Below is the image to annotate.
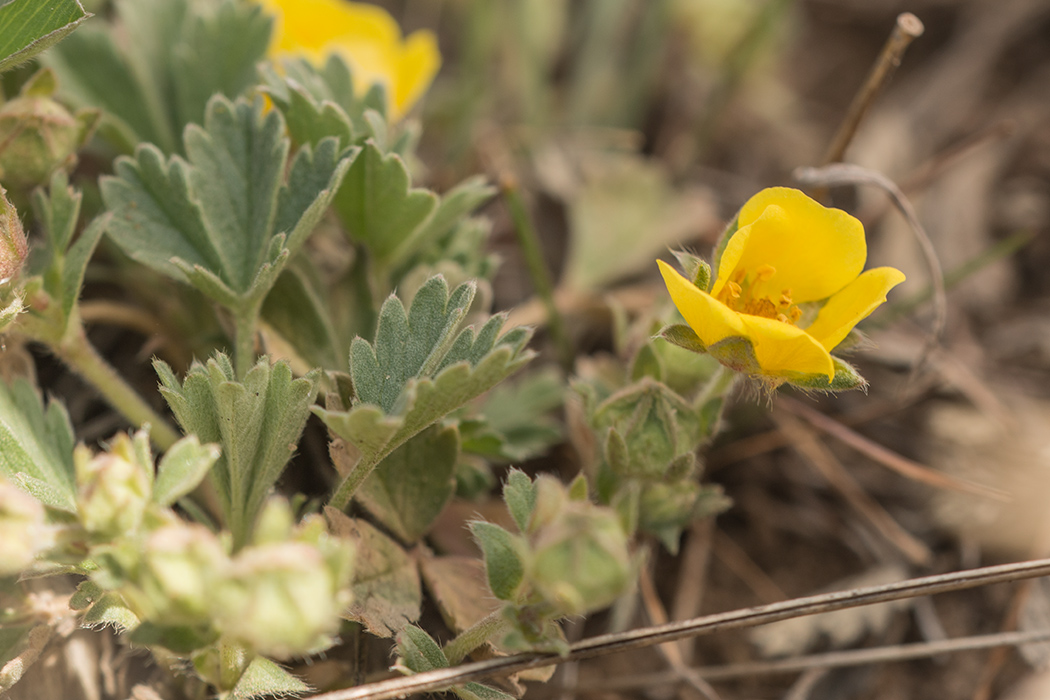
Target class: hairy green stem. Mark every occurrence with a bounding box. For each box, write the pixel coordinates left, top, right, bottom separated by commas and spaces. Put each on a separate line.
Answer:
327, 456, 376, 512
443, 608, 510, 665
54, 324, 180, 450
232, 304, 261, 381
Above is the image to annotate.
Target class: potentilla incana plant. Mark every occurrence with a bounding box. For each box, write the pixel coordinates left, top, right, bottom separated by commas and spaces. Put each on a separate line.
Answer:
0, 1, 912, 699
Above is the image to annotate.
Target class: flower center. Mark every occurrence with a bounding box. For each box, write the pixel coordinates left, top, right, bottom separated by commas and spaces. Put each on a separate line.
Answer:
716, 265, 802, 325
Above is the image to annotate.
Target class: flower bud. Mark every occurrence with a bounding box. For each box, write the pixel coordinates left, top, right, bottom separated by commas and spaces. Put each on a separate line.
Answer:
0, 185, 27, 284
75, 442, 151, 539
0, 69, 98, 190
211, 537, 352, 659
528, 500, 633, 617
118, 522, 229, 625
0, 479, 52, 575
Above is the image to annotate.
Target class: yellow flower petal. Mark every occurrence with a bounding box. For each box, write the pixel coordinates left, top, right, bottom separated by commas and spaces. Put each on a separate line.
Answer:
259, 0, 440, 119
659, 260, 745, 348
715, 188, 866, 302
658, 260, 834, 379
738, 315, 835, 379
804, 266, 907, 351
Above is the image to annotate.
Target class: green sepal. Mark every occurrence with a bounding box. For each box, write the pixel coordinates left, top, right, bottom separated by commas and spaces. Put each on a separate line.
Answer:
469, 521, 526, 602
152, 435, 221, 507
81, 591, 139, 631
711, 211, 741, 277
785, 356, 868, 392
656, 324, 707, 355
127, 621, 219, 655
394, 624, 449, 674
230, 656, 310, 700
503, 468, 536, 534
670, 250, 711, 291
706, 335, 762, 375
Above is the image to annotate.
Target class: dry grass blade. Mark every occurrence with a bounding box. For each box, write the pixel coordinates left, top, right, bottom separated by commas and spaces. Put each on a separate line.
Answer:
772, 406, 933, 566
794, 163, 946, 380
579, 629, 1050, 691
782, 396, 1009, 501
307, 558, 1050, 700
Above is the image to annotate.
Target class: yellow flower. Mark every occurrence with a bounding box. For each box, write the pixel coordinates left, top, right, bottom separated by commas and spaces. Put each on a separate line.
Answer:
259, 0, 440, 120
658, 187, 905, 386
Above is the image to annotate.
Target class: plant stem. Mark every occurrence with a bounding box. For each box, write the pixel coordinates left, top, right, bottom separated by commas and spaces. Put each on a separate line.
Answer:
54, 323, 180, 450
327, 456, 375, 512
442, 608, 510, 666
232, 304, 261, 381
501, 178, 574, 372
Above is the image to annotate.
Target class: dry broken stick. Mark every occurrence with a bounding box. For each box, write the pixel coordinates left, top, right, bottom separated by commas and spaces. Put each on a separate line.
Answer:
307, 558, 1050, 700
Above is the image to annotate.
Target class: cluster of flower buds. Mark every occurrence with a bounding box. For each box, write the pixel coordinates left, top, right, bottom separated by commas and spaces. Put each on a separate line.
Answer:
470, 471, 635, 653
571, 377, 730, 552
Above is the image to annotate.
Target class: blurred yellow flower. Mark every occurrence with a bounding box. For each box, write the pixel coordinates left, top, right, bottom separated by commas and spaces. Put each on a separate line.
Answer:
658, 187, 905, 384
259, 0, 440, 120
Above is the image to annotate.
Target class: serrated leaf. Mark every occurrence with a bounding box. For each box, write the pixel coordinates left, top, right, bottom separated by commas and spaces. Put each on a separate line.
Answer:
326, 511, 421, 637
60, 214, 107, 319
391, 176, 495, 270
69, 579, 103, 611
156, 354, 320, 547
463, 368, 565, 463
0, 379, 76, 512
0, 0, 89, 74
503, 469, 536, 534
102, 96, 352, 314
82, 591, 139, 631
335, 140, 437, 264
261, 267, 344, 371
469, 521, 525, 602
352, 276, 476, 413
230, 655, 309, 700
357, 424, 458, 544
420, 555, 500, 635
45, 0, 270, 154
152, 436, 220, 507
395, 624, 449, 674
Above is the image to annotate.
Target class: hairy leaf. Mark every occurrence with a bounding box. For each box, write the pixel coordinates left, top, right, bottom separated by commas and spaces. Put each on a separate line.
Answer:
0, 379, 76, 512
326, 511, 422, 637
469, 521, 525, 602
152, 436, 221, 507
155, 354, 320, 547
0, 0, 89, 74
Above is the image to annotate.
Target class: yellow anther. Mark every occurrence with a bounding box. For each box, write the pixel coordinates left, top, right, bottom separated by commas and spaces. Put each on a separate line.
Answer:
726, 281, 742, 299
776, 313, 790, 324
755, 264, 776, 281
779, 289, 793, 307
789, 307, 803, 323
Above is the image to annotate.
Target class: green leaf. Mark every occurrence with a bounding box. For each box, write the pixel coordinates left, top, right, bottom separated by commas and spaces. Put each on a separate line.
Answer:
32, 170, 79, 253
0, 379, 76, 512
60, 214, 106, 319
503, 468, 536, 534
358, 424, 458, 544
462, 368, 565, 463
455, 683, 517, 700
230, 655, 309, 700
81, 591, 139, 631
0, 0, 89, 74
319, 314, 534, 508
469, 521, 525, 602
102, 96, 352, 314
155, 354, 320, 548
395, 624, 449, 674
152, 436, 221, 507
335, 140, 437, 265
45, 0, 271, 154
326, 511, 422, 638
127, 621, 218, 654
261, 266, 344, 371
69, 579, 103, 611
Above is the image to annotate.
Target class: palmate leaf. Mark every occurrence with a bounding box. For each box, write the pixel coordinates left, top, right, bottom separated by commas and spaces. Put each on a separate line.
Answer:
0, 0, 89, 74
101, 96, 354, 313
317, 276, 535, 510
44, 0, 270, 154
0, 379, 76, 512
155, 353, 320, 548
